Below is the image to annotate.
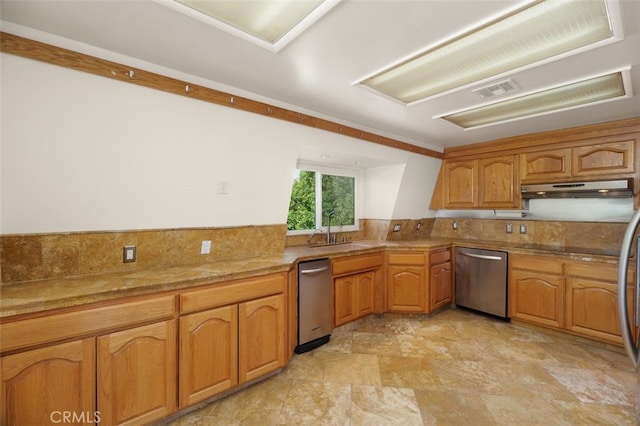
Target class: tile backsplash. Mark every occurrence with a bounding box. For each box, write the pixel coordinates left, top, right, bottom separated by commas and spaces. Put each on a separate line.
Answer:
1, 225, 286, 283
431, 217, 626, 252
1, 217, 627, 284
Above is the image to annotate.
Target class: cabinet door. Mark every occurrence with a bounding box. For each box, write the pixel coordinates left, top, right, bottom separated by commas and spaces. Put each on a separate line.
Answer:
334, 275, 356, 327
478, 155, 519, 208
430, 262, 452, 311
566, 278, 636, 345
520, 148, 571, 183
239, 294, 285, 384
387, 265, 426, 312
572, 140, 635, 177
509, 270, 565, 328
444, 160, 478, 208
356, 271, 375, 318
179, 305, 238, 407
98, 320, 177, 426
1, 338, 95, 426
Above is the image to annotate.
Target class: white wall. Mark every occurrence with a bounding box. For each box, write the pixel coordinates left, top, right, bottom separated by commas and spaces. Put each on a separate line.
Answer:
392, 154, 441, 219
364, 164, 406, 219
1, 52, 441, 234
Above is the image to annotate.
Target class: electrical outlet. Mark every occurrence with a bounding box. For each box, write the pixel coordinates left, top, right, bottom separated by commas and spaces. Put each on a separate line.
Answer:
519, 224, 527, 234
393, 224, 401, 232
452, 221, 458, 230
506, 223, 513, 234
123, 245, 136, 263
416, 223, 422, 230
201, 240, 212, 254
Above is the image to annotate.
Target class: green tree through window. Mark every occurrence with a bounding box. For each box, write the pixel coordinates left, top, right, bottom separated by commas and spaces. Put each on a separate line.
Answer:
322, 174, 354, 227
287, 170, 316, 231
288, 168, 356, 232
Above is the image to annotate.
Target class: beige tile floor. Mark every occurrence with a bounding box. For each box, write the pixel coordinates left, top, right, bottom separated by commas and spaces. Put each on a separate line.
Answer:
166, 309, 637, 425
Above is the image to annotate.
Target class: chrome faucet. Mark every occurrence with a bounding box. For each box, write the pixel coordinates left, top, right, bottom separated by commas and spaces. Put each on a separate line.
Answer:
307, 228, 324, 247
326, 212, 336, 244
326, 212, 344, 244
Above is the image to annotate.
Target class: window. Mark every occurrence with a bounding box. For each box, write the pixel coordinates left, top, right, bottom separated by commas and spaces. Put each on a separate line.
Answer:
287, 164, 359, 234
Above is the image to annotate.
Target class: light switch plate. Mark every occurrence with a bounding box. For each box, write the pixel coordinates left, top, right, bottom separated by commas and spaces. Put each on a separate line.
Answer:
201, 240, 212, 254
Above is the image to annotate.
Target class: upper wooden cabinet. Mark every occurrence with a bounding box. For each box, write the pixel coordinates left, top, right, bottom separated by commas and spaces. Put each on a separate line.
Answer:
443, 160, 478, 208
520, 138, 635, 183
438, 155, 519, 209
520, 148, 571, 182
431, 119, 640, 209
572, 140, 635, 177
478, 155, 519, 208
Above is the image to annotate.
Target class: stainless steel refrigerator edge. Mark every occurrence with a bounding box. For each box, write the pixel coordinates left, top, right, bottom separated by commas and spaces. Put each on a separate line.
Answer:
296, 258, 332, 354
617, 209, 640, 422
455, 247, 508, 319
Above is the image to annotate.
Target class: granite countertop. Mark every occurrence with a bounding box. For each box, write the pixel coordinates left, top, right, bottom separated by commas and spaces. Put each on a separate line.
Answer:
0, 238, 621, 318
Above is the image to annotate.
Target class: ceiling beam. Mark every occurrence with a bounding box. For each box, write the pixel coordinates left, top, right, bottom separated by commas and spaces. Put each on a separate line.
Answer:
0, 32, 443, 160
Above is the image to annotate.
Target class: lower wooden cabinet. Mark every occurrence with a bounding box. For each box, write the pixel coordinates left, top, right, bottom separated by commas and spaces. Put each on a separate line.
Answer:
565, 262, 636, 345
509, 253, 636, 346
97, 319, 177, 426
1, 272, 289, 426
1, 338, 96, 426
509, 269, 565, 329
332, 253, 383, 327
239, 294, 286, 383
179, 305, 238, 407
429, 256, 453, 311
334, 271, 375, 327
387, 252, 427, 313
387, 265, 426, 312
179, 274, 287, 407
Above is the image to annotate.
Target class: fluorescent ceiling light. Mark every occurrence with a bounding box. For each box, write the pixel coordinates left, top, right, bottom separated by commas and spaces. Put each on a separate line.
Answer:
165, 0, 340, 52
357, 0, 619, 105
437, 70, 630, 129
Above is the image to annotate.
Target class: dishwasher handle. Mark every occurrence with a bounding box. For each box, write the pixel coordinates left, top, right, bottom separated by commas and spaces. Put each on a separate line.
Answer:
460, 252, 504, 261
300, 266, 330, 274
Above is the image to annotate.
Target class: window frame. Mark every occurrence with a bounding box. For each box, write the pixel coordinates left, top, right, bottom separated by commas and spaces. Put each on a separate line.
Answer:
287, 161, 362, 236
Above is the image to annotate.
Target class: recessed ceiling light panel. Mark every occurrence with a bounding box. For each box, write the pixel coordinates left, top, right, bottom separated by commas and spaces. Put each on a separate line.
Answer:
356, 0, 621, 105
160, 0, 341, 52
436, 69, 631, 129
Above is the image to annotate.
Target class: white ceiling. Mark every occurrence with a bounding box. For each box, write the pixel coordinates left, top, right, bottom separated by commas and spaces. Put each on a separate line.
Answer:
1, 0, 640, 152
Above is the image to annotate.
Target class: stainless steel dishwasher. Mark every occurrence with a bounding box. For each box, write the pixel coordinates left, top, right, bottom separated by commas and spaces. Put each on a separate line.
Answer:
455, 247, 508, 320
296, 258, 332, 354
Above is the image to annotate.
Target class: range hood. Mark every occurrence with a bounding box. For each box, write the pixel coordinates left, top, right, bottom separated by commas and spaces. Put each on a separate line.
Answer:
521, 179, 633, 199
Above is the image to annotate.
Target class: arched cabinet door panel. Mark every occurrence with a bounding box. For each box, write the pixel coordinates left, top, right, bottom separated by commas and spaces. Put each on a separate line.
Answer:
238, 294, 285, 384
97, 320, 176, 426
1, 338, 95, 426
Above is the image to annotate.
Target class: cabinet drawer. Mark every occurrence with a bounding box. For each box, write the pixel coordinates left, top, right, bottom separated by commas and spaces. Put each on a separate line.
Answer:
565, 261, 634, 283
510, 254, 563, 275
180, 272, 286, 314
387, 252, 426, 266
1, 295, 176, 352
332, 253, 384, 276
430, 249, 451, 265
